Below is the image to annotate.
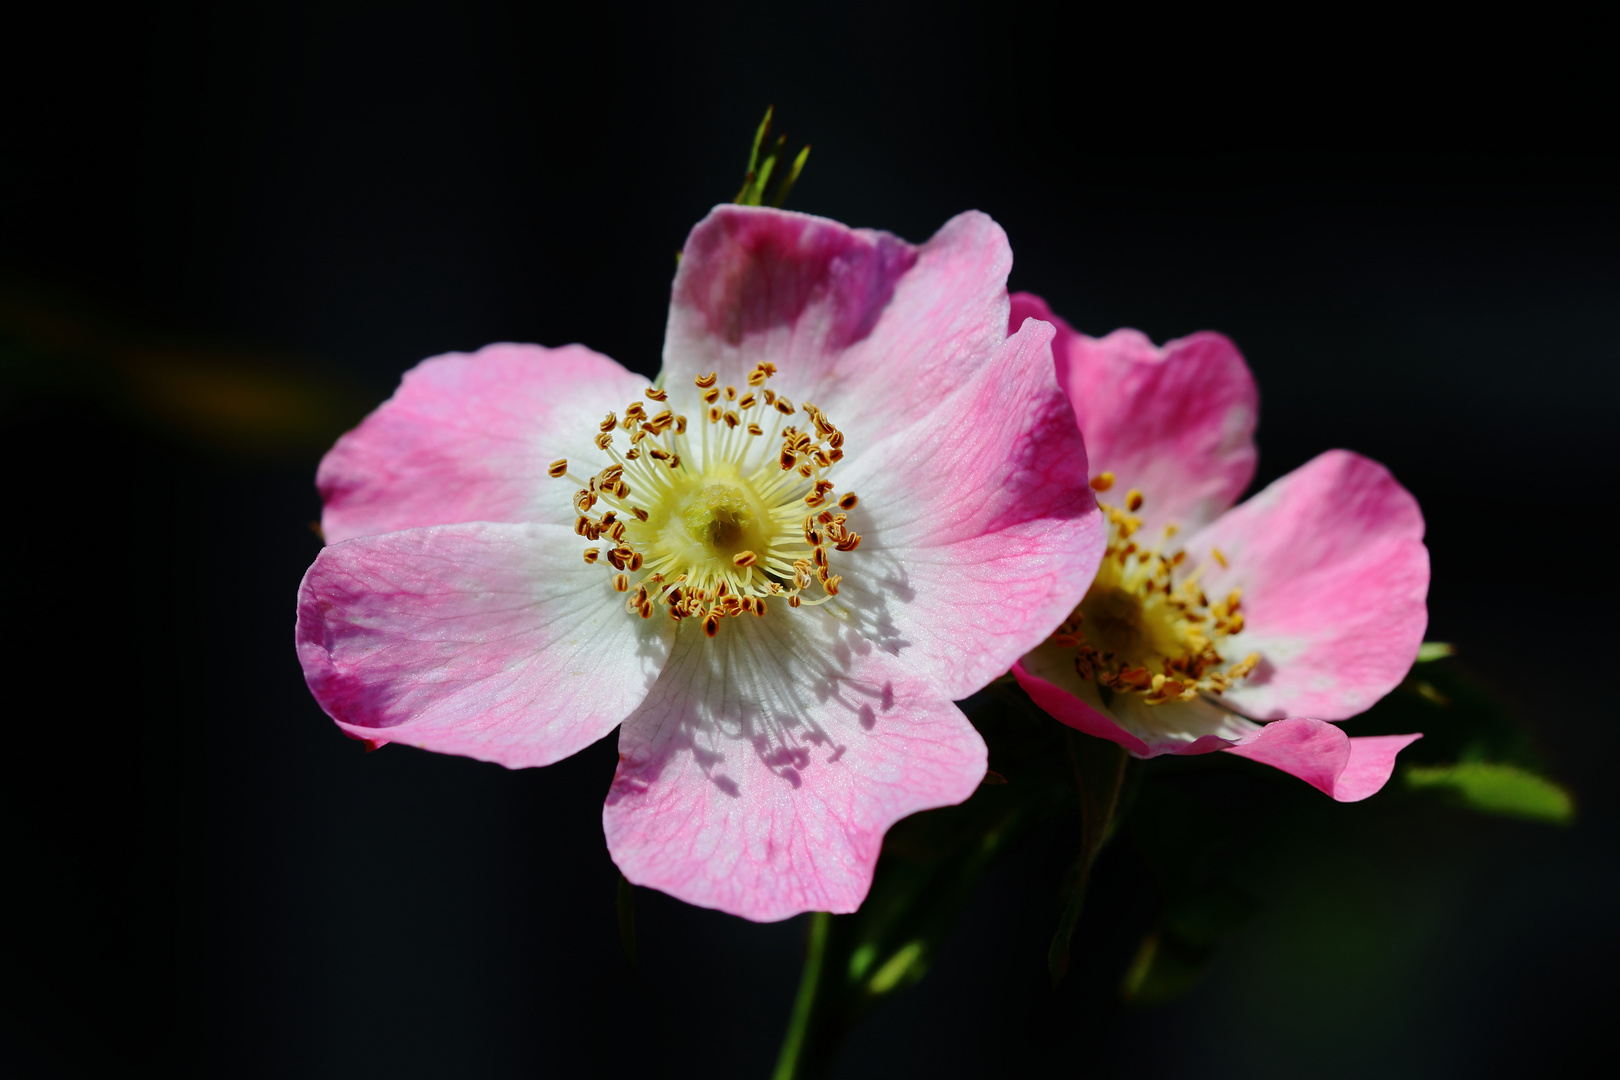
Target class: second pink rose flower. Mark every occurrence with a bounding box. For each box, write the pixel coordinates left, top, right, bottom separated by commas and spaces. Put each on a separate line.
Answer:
1011, 294, 1428, 801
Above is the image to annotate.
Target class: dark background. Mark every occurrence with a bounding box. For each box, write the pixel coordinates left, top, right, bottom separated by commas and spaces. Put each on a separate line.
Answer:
3, 2, 1615, 1076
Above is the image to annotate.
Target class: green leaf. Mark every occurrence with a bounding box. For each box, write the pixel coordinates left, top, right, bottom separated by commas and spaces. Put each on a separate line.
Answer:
1343, 656, 1550, 773
1404, 762, 1575, 824
1415, 641, 1455, 662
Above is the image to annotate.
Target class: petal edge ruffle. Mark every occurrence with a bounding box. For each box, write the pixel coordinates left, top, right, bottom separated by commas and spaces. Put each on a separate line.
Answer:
604, 611, 985, 921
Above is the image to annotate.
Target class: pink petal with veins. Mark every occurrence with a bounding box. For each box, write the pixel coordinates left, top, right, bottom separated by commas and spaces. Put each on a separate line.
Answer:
1010, 293, 1258, 534
604, 612, 985, 921
664, 205, 1012, 451
297, 522, 672, 767
1223, 719, 1422, 802
834, 317, 1105, 700
1183, 450, 1429, 721
318, 343, 646, 544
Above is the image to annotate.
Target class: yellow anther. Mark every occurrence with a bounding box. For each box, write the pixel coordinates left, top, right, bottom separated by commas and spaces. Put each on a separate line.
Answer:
548, 459, 569, 478
1089, 472, 1115, 492
1211, 547, 1228, 568
564, 365, 861, 630
1066, 488, 1263, 706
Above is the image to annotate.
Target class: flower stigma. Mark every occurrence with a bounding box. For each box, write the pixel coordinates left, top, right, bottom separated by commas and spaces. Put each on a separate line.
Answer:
549, 363, 861, 637
1047, 474, 1259, 705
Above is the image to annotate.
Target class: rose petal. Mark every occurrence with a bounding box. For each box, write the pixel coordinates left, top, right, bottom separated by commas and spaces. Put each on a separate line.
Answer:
832, 318, 1107, 700
318, 343, 646, 544
1223, 719, 1422, 802
1183, 450, 1429, 720
1015, 651, 1419, 799
1014, 645, 1258, 758
1013, 651, 1150, 755
296, 522, 673, 767
663, 205, 1011, 451
1010, 293, 1258, 534
603, 610, 986, 922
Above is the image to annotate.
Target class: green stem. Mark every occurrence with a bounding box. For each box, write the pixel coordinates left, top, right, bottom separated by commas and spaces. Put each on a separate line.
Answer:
772, 911, 832, 1080
1048, 734, 1129, 984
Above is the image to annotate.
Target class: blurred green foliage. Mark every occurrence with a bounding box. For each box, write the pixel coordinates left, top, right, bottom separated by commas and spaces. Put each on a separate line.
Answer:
1405, 762, 1573, 823
1365, 647, 1575, 824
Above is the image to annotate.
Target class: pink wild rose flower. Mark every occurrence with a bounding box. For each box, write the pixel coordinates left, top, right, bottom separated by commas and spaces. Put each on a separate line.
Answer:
1009, 294, 1428, 801
295, 207, 1107, 921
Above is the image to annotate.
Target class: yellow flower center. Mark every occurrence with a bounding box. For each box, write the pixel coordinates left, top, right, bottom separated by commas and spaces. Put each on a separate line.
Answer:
1048, 474, 1259, 705
547, 362, 861, 636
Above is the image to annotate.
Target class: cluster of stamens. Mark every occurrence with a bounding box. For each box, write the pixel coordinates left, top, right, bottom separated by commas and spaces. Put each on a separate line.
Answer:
1048, 473, 1260, 706
549, 362, 862, 637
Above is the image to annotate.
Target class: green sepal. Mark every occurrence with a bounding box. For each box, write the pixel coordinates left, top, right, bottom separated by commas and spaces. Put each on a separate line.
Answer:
733, 107, 810, 208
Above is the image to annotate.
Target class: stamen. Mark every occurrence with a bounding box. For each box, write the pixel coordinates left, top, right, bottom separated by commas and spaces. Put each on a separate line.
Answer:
562, 363, 859, 631
1050, 493, 1263, 706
